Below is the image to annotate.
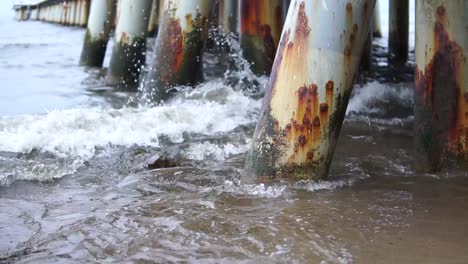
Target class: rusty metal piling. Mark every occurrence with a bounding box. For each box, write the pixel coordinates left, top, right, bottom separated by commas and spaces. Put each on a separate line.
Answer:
373, 0, 382, 38
244, 0, 376, 181
79, 0, 90, 27
239, 0, 286, 75
79, 0, 116, 67
143, 0, 214, 101
219, 0, 239, 36
414, 0, 468, 172
106, 0, 153, 88
361, 23, 373, 70
147, 0, 161, 36
389, 0, 409, 64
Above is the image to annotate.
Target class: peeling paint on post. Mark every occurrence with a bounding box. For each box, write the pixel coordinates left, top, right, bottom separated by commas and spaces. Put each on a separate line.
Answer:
219, 0, 238, 35
239, 0, 285, 75
389, 0, 408, 64
414, 0, 468, 172
106, 0, 152, 88
244, 0, 376, 182
144, 0, 213, 101
79, 0, 116, 67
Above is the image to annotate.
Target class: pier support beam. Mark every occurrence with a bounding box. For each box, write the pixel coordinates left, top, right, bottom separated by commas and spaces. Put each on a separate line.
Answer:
79, 0, 90, 27
414, 0, 468, 172
361, 23, 373, 70
143, 0, 213, 101
75, 0, 81, 25
106, 0, 152, 88
219, 0, 239, 35
79, 0, 116, 67
61, 3, 65, 24
147, 0, 160, 36
70, 0, 76, 26
239, 0, 285, 75
389, 0, 409, 64
244, 0, 376, 181
58, 4, 62, 23
373, 0, 382, 38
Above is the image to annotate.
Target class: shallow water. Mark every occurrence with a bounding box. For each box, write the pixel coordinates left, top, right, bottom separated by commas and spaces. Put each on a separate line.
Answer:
1, 13, 468, 264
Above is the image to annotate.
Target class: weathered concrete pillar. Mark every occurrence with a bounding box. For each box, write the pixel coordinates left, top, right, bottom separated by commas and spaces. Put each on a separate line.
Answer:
414, 0, 468, 172
80, 0, 116, 67
244, 0, 376, 181
239, 0, 285, 75
106, 0, 152, 88
373, 0, 382, 38
219, 0, 238, 35
147, 0, 160, 36
144, 0, 213, 101
389, 0, 409, 64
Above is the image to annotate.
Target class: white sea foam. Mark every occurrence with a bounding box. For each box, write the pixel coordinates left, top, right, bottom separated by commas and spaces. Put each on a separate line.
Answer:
0, 81, 261, 159
0, 155, 84, 185
221, 180, 287, 199
184, 142, 250, 161
347, 81, 413, 116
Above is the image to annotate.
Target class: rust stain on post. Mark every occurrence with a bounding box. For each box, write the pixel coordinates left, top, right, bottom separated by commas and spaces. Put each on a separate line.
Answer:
168, 18, 184, 72
415, 4, 467, 170
244, 0, 376, 181
145, 0, 213, 101
240, 0, 284, 75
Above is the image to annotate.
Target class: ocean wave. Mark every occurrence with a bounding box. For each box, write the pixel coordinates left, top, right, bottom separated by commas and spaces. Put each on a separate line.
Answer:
0, 81, 261, 159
